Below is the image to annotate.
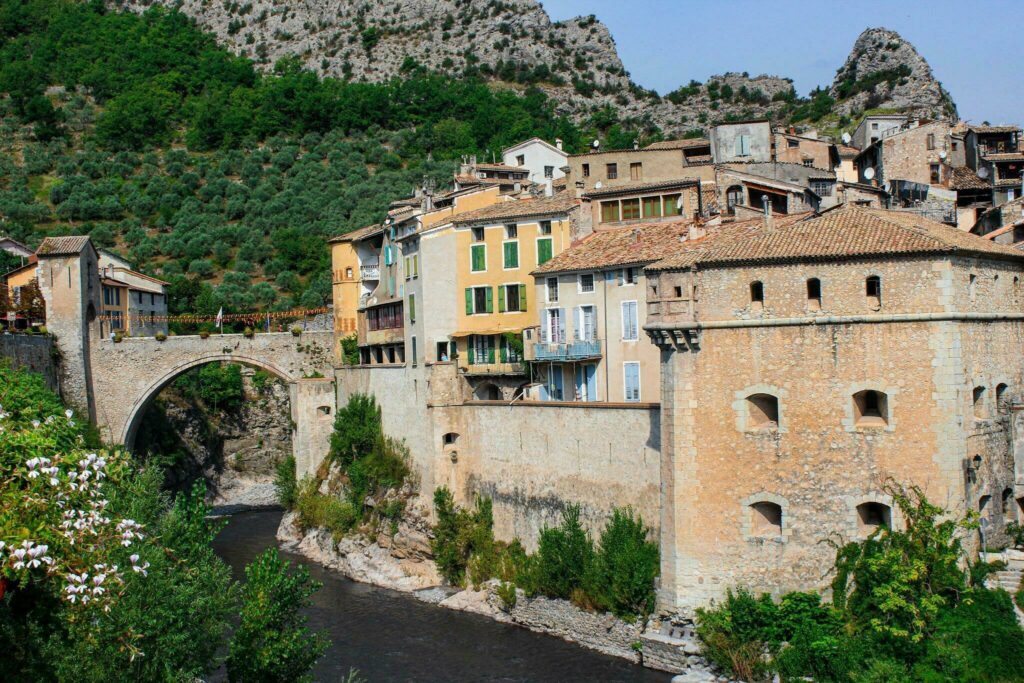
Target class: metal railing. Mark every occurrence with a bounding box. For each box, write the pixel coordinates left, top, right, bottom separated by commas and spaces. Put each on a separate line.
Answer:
531, 339, 603, 361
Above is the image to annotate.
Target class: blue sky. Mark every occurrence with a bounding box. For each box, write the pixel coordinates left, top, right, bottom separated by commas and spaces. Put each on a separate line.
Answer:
541, 0, 1021, 126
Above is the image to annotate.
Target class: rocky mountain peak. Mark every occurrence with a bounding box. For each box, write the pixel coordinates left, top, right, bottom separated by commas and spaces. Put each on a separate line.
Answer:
829, 27, 957, 120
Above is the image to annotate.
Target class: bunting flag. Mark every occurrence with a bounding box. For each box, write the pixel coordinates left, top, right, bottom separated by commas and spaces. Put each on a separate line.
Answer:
96, 306, 329, 325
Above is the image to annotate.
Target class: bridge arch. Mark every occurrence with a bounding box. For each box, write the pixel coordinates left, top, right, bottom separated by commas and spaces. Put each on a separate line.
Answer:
121, 353, 298, 449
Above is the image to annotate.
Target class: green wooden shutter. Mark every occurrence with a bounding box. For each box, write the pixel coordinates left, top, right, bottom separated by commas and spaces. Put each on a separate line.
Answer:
519, 285, 527, 312
408, 294, 415, 322
488, 338, 495, 364
485, 286, 493, 313
465, 288, 473, 315
472, 244, 485, 271
497, 285, 505, 312
468, 343, 474, 364
538, 238, 552, 264
504, 242, 518, 269
500, 341, 508, 363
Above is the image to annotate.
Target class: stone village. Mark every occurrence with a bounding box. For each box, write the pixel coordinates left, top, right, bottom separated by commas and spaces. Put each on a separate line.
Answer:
4, 115, 1024, 666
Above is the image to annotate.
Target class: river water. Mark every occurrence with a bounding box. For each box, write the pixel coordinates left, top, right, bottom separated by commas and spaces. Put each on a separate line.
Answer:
213, 510, 673, 683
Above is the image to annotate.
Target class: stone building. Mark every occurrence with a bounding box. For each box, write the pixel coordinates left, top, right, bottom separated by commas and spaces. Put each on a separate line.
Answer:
565, 140, 714, 197
644, 205, 1024, 610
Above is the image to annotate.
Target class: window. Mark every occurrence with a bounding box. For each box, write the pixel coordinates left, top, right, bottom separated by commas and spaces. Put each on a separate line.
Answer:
574, 305, 596, 341
436, 341, 450, 362
539, 220, 552, 235
930, 163, 941, 184
544, 307, 565, 343
856, 502, 891, 536
621, 198, 641, 221
663, 193, 681, 216
807, 278, 821, 310
979, 494, 991, 515
367, 302, 403, 330
750, 501, 782, 536
537, 238, 553, 264
345, 267, 353, 279
926, 133, 935, 150
997, 383, 1010, 412
871, 122, 879, 130
969, 273, 977, 301
811, 180, 833, 197
579, 273, 595, 293
674, 286, 683, 297
472, 227, 485, 242
503, 241, 519, 269
726, 185, 744, 215
630, 162, 643, 181
601, 201, 621, 223
469, 335, 495, 365
787, 138, 799, 149
973, 385, 987, 419
735, 134, 751, 157
750, 281, 764, 309
470, 244, 486, 272
582, 163, 590, 178
624, 362, 641, 402
546, 277, 558, 303
516, 154, 525, 166
544, 165, 554, 178
746, 394, 779, 430
465, 286, 493, 315
499, 284, 524, 313
411, 336, 417, 366
1002, 488, 1014, 516
505, 224, 518, 239
866, 276, 881, 308
621, 300, 638, 341
802, 158, 814, 167
853, 390, 888, 427
443, 432, 459, 446
408, 294, 416, 322
546, 365, 564, 400
642, 195, 662, 218
606, 163, 618, 179
621, 267, 637, 285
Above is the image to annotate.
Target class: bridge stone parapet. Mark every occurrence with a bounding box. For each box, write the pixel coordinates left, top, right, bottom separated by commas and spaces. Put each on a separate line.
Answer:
87, 331, 335, 469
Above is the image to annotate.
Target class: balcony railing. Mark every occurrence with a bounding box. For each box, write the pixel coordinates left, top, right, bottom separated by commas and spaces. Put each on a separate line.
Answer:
530, 339, 603, 362
360, 264, 381, 280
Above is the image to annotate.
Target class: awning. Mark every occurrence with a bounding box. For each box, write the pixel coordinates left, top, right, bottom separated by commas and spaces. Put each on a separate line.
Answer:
744, 182, 789, 197
449, 328, 525, 338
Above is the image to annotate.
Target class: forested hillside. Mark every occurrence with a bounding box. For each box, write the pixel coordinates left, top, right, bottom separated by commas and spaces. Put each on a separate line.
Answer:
0, 1, 638, 318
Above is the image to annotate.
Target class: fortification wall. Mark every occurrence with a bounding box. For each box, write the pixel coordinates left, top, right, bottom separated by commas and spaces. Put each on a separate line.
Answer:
0, 334, 59, 392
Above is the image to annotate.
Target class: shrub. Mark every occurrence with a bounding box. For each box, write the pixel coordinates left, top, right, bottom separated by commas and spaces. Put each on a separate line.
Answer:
534, 504, 594, 600
584, 507, 659, 619
291, 325, 302, 336
226, 549, 327, 683
113, 332, 123, 342
329, 393, 381, 468
497, 581, 517, 611
1007, 521, 1024, 548
431, 488, 497, 587
155, 331, 167, 341
346, 434, 409, 509
243, 326, 254, 338
199, 330, 210, 339
274, 455, 298, 509
295, 477, 359, 538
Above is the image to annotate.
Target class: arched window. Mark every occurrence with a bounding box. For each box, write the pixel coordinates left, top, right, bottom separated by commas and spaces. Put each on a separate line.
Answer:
853, 390, 888, 427
746, 394, 779, 430
856, 502, 891, 536
442, 432, 460, 446
973, 386, 987, 419
806, 278, 821, 310
726, 185, 744, 215
317, 405, 332, 416
979, 494, 992, 515
1002, 488, 1014, 517
750, 501, 782, 536
749, 281, 764, 310
969, 273, 977, 301
996, 383, 1010, 413
865, 276, 881, 309
474, 383, 501, 401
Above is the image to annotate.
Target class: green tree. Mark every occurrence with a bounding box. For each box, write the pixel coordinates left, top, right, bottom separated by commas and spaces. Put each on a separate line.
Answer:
328, 393, 381, 467
534, 504, 594, 600
585, 507, 659, 619
227, 549, 328, 683
94, 85, 178, 150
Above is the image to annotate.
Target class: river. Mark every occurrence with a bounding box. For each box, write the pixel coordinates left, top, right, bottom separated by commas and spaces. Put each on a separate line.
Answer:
213, 510, 673, 683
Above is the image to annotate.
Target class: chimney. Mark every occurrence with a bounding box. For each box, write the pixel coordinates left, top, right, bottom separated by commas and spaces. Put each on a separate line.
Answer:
544, 180, 553, 197
762, 194, 774, 233
633, 139, 639, 150
513, 181, 522, 194
555, 138, 563, 151
789, 126, 796, 135
687, 221, 706, 241
632, 228, 641, 244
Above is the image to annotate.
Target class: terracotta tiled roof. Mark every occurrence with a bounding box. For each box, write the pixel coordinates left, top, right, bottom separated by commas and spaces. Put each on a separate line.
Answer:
983, 153, 1024, 162
980, 221, 1024, 241
949, 166, 989, 190
37, 235, 92, 256
648, 205, 1024, 271
534, 220, 694, 274
582, 179, 699, 199
994, 178, 1023, 188
454, 174, 533, 187
328, 224, 383, 243
701, 183, 719, 214
645, 138, 710, 150
969, 125, 1022, 134
474, 163, 528, 172
552, 177, 567, 190
686, 154, 713, 164
836, 144, 860, 157
451, 195, 579, 225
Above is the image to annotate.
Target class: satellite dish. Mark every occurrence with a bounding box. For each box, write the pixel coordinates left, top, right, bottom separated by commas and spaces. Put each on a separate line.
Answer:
978, 166, 990, 179
882, 181, 891, 192
863, 167, 876, 180
841, 132, 852, 144
594, 181, 603, 189
592, 139, 600, 149
939, 150, 947, 160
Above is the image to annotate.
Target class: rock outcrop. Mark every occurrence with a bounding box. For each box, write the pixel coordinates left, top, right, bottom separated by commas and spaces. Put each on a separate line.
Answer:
111, 0, 956, 134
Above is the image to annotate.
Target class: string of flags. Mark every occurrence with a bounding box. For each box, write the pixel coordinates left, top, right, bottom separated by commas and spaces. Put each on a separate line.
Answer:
96, 306, 329, 325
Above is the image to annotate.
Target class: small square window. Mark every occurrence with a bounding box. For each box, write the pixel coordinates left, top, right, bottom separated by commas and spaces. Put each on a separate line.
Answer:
787, 138, 799, 148
544, 165, 554, 178
606, 163, 618, 180
516, 154, 525, 166
546, 277, 558, 303
539, 220, 552, 235
582, 163, 590, 178
579, 273, 595, 293
505, 224, 518, 239
472, 227, 484, 242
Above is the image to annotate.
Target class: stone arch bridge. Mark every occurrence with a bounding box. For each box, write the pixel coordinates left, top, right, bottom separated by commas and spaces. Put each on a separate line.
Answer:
87, 331, 337, 477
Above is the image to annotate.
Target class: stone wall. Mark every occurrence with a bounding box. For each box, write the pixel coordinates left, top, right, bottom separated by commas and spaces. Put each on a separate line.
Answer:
0, 334, 58, 392
335, 363, 661, 547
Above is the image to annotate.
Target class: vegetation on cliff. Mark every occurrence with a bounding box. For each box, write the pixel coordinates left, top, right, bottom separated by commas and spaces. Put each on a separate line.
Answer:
0, 362, 325, 680
696, 483, 1024, 682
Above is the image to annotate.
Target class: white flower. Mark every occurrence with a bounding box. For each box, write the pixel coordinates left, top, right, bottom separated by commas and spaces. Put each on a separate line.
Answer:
31, 420, 40, 428
65, 409, 73, 419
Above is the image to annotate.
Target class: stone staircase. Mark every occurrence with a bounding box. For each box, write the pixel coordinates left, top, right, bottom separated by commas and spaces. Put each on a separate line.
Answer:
984, 549, 1024, 625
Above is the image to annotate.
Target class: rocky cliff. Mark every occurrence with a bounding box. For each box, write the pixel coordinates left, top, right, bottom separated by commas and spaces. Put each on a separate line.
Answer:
112, 0, 956, 133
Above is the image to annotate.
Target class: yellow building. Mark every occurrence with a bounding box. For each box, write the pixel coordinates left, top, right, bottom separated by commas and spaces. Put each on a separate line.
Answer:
447, 194, 578, 396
